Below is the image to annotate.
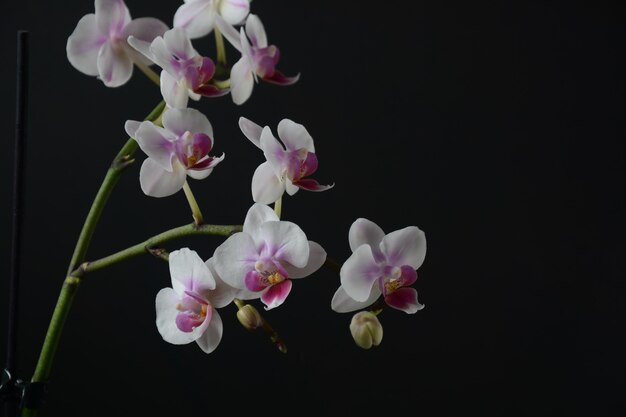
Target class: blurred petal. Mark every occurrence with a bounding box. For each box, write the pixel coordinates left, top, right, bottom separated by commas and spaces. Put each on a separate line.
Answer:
97, 41, 133, 87
385, 288, 424, 314
331, 285, 381, 313
277, 119, 314, 152
380, 226, 427, 269
95, 0, 130, 35
135, 122, 176, 170
204, 258, 239, 308
284, 241, 326, 279
260, 126, 285, 177
195, 309, 223, 353
160, 70, 189, 109
215, 14, 243, 52
251, 161, 284, 204
123, 18, 169, 65
261, 280, 292, 310
340, 244, 381, 302
238, 116, 263, 148
140, 158, 187, 197
162, 107, 213, 137
66, 14, 106, 76
219, 0, 249, 25
174, 0, 215, 40
163, 27, 197, 60
263, 70, 300, 86
230, 57, 254, 104
244, 14, 267, 48
295, 179, 334, 192
124, 119, 142, 138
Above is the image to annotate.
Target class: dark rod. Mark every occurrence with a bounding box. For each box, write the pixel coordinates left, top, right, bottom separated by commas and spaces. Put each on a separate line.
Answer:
5, 30, 29, 410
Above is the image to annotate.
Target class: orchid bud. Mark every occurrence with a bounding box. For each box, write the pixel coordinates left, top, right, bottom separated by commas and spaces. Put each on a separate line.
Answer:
237, 304, 263, 330
349, 311, 383, 349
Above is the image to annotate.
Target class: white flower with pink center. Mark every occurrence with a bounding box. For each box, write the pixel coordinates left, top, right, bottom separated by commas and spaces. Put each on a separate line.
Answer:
125, 108, 224, 197
129, 28, 228, 109
238, 117, 334, 205
155, 248, 236, 353
216, 14, 300, 105
331, 219, 427, 314
174, 0, 250, 40
212, 204, 327, 310
66, 0, 168, 87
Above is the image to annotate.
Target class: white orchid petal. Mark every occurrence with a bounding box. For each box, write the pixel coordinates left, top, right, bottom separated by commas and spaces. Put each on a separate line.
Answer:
162, 107, 213, 138
277, 119, 315, 153
243, 203, 279, 237
238, 116, 263, 149
229, 57, 254, 105
135, 121, 176, 170
331, 285, 381, 313
219, 0, 249, 25
340, 244, 381, 302
155, 288, 209, 345
348, 218, 386, 253
95, 0, 131, 36
244, 14, 267, 48
251, 161, 284, 205
169, 248, 216, 296
204, 259, 238, 308
258, 221, 309, 268
97, 41, 133, 87
215, 15, 243, 52
284, 241, 326, 279
160, 71, 189, 109
174, 0, 215, 39
195, 309, 223, 353
66, 14, 106, 76
212, 232, 257, 289
380, 226, 427, 269
123, 18, 168, 65
139, 158, 187, 197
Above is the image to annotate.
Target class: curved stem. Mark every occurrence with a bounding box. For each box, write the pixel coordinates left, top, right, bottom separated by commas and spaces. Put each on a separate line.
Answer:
274, 197, 282, 219
182, 181, 204, 225
66, 100, 165, 275
135, 61, 161, 86
20, 222, 241, 417
74, 223, 241, 277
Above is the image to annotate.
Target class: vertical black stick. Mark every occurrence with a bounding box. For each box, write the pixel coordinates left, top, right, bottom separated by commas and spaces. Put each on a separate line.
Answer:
5, 30, 29, 414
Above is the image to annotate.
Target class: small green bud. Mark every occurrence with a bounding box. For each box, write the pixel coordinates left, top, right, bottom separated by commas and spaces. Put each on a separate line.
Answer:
349, 311, 383, 349
237, 304, 263, 330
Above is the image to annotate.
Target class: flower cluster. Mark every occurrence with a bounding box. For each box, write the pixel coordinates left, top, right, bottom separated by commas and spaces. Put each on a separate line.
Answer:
66, 0, 428, 354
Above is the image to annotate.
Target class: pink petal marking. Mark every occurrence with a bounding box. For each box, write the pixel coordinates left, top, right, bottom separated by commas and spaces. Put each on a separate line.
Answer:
263, 70, 300, 86
244, 270, 268, 292
294, 178, 334, 192
175, 300, 212, 332
195, 84, 230, 97
384, 287, 424, 314
400, 265, 418, 287
261, 279, 293, 310
299, 152, 318, 178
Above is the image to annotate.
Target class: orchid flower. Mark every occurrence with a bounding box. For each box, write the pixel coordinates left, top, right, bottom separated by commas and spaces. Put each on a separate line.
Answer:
212, 203, 327, 310
125, 107, 224, 197
238, 117, 334, 204
331, 219, 427, 314
66, 0, 168, 87
155, 248, 236, 353
128, 28, 228, 109
174, 0, 250, 40
216, 14, 300, 105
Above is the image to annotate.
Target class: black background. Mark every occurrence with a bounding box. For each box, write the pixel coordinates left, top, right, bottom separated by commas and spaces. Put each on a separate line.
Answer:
1, 1, 625, 416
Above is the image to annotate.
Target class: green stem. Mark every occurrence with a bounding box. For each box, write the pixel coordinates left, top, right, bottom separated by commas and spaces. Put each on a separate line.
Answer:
20, 222, 241, 417
74, 223, 242, 277
135, 61, 161, 86
66, 100, 165, 275
21, 101, 166, 417
215, 27, 227, 66
182, 181, 204, 225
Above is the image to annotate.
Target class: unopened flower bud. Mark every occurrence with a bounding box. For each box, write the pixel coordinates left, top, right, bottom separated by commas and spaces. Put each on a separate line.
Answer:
237, 304, 263, 330
349, 311, 383, 349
